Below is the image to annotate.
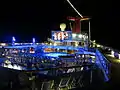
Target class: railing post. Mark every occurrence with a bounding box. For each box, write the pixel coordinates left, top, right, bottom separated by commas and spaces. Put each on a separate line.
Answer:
90, 68, 92, 84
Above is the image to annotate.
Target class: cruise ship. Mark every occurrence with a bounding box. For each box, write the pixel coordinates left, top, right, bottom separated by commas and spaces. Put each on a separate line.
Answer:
0, 0, 119, 90
0, 15, 113, 90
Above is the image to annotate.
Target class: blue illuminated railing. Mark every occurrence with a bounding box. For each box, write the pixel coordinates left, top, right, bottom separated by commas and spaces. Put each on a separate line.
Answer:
95, 49, 111, 82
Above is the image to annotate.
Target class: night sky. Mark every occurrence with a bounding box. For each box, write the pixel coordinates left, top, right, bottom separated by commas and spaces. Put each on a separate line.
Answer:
0, 0, 118, 49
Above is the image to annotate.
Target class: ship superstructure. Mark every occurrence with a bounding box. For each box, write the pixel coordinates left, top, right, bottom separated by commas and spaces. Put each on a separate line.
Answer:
0, 18, 110, 89
0, 0, 112, 89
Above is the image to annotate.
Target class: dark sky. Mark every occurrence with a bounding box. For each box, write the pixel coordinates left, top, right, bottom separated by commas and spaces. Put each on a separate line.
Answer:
0, 0, 118, 49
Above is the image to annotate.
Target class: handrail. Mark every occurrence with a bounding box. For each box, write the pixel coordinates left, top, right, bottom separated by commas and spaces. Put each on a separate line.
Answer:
95, 49, 110, 81
22, 64, 92, 73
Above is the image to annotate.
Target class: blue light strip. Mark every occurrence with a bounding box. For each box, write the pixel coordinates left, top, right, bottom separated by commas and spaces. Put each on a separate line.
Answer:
12, 36, 16, 42
95, 49, 110, 81
32, 38, 35, 44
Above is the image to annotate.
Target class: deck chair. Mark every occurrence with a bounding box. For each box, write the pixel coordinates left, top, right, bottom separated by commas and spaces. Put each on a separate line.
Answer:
69, 77, 77, 89
67, 76, 77, 89
76, 74, 84, 87
58, 77, 71, 90
41, 80, 54, 90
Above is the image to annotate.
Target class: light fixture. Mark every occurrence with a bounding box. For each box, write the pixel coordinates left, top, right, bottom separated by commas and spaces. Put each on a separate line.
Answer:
72, 34, 76, 38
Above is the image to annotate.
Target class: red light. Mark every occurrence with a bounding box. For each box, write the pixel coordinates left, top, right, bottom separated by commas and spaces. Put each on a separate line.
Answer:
29, 47, 35, 53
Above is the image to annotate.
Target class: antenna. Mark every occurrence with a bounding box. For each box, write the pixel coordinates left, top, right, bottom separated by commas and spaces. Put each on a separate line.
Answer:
66, 0, 83, 18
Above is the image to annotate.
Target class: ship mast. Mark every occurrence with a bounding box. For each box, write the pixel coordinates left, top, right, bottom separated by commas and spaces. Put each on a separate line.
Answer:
66, 0, 83, 18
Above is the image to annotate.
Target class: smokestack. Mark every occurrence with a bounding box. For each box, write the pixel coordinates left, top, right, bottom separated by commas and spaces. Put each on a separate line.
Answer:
72, 18, 81, 33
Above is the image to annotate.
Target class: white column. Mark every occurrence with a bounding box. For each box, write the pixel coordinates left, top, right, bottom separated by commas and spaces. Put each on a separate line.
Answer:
89, 20, 91, 42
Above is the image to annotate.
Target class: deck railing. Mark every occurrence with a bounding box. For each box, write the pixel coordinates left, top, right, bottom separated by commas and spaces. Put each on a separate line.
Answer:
95, 49, 111, 81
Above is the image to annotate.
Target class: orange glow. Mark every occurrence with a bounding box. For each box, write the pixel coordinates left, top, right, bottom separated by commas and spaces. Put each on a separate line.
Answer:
80, 18, 90, 21
67, 50, 75, 54
67, 16, 90, 21
44, 48, 55, 52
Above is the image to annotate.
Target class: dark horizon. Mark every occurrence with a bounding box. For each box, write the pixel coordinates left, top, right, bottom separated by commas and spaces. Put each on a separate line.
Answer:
0, 0, 118, 49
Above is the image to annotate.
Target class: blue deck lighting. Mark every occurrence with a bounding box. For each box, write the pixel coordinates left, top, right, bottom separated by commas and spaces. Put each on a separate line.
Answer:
32, 38, 35, 44
12, 36, 16, 45
12, 36, 16, 42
